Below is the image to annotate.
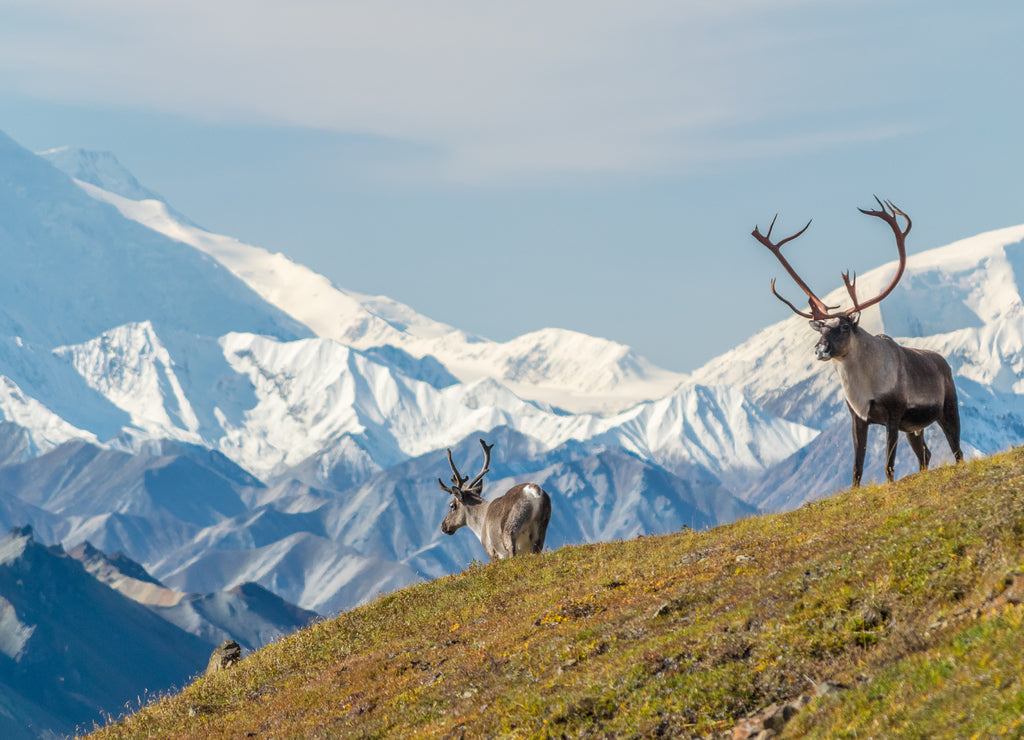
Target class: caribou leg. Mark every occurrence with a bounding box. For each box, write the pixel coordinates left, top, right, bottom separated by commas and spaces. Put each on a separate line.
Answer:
884, 420, 900, 483
905, 430, 931, 472
851, 413, 868, 488
939, 394, 964, 463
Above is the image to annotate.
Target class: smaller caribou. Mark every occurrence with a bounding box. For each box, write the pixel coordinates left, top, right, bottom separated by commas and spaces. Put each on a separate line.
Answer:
437, 439, 551, 561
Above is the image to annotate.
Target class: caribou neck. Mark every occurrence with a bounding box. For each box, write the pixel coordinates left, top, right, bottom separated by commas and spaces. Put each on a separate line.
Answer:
459, 495, 491, 543
832, 329, 901, 422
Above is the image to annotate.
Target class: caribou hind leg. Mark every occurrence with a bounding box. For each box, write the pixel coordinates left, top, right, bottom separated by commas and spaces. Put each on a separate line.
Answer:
905, 430, 931, 472
938, 393, 964, 463
532, 509, 550, 554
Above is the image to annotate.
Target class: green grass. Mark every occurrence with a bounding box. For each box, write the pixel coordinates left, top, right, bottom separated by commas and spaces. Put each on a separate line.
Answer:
84, 448, 1024, 739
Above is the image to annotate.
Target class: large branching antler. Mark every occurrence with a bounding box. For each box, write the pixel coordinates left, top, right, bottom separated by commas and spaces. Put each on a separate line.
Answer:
752, 196, 910, 320
751, 215, 837, 320
437, 439, 494, 496
841, 196, 911, 315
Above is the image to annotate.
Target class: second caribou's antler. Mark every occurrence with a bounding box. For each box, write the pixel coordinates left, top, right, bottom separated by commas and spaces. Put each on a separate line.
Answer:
438, 439, 494, 495
752, 196, 910, 320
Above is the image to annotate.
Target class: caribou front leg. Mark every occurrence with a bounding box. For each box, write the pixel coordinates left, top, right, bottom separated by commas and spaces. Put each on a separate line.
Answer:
884, 419, 899, 483
851, 413, 868, 488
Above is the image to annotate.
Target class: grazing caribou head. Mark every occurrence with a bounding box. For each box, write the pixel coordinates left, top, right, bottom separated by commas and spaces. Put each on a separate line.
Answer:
752, 197, 964, 487
437, 439, 552, 561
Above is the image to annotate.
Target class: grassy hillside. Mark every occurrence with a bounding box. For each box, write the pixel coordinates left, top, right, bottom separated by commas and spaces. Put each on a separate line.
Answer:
85, 449, 1024, 739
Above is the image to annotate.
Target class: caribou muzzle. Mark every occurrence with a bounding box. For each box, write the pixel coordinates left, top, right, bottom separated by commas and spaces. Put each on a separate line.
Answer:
815, 337, 833, 361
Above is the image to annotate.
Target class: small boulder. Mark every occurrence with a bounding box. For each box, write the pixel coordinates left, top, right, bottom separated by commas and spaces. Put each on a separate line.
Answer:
205, 639, 242, 676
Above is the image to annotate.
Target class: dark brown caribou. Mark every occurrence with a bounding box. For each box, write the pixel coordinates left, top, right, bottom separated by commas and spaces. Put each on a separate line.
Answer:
752, 197, 963, 487
437, 439, 551, 560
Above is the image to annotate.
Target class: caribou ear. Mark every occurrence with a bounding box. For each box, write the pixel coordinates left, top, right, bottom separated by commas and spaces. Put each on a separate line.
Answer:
809, 320, 825, 331
848, 311, 861, 325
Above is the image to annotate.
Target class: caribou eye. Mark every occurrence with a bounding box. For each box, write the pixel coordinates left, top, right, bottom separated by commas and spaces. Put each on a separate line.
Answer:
450, 501, 457, 511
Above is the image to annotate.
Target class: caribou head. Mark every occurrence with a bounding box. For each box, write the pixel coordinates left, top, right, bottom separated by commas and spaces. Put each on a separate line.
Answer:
752, 196, 910, 356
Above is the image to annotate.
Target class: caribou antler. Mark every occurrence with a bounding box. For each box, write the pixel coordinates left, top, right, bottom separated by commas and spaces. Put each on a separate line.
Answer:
752, 196, 910, 320
464, 439, 494, 492
438, 439, 494, 495
843, 196, 910, 315
752, 215, 836, 320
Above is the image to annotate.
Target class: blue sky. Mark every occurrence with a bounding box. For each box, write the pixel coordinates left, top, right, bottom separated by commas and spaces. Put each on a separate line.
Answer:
1, 1, 1022, 372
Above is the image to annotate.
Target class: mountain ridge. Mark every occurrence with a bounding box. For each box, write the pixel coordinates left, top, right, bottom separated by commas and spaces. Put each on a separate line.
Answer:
0, 526, 213, 740
50, 147, 686, 415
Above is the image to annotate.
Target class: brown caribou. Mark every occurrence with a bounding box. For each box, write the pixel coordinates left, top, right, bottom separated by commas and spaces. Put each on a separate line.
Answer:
437, 439, 552, 560
752, 197, 963, 487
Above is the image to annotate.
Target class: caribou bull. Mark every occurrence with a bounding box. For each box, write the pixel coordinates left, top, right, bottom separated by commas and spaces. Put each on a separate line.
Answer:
437, 439, 552, 561
752, 197, 963, 487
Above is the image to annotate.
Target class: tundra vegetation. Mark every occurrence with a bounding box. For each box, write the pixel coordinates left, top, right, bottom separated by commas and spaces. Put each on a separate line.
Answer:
86, 449, 1024, 739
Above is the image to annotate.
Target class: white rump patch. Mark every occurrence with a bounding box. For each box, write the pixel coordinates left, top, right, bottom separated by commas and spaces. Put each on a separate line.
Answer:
524, 483, 542, 498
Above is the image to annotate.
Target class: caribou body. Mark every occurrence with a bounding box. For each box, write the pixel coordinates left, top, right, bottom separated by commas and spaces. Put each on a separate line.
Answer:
437, 439, 551, 561
753, 197, 963, 486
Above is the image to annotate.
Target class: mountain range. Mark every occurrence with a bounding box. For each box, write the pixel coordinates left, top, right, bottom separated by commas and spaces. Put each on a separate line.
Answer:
0, 128, 1022, 735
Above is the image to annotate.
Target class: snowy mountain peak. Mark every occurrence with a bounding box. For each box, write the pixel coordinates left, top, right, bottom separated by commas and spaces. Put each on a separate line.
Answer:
54, 321, 203, 443
64, 174, 454, 349
0, 136, 310, 349
874, 224, 1024, 338
38, 146, 166, 202
55, 148, 687, 414
7, 127, 1024, 699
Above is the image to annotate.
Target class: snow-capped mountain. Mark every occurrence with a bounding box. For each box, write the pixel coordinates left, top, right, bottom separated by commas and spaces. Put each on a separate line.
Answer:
0, 134, 307, 352
0, 128, 790, 640
691, 223, 1024, 427
51, 148, 685, 415
1, 128, 1024, 738
46, 324, 814, 489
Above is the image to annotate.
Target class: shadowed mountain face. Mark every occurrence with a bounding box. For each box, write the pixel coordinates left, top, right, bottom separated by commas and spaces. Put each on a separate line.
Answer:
0, 527, 213, 739
67, 542, 319, 653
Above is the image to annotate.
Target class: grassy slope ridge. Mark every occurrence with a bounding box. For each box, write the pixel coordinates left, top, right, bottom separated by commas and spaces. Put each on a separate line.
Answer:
87, 450, 1024, 739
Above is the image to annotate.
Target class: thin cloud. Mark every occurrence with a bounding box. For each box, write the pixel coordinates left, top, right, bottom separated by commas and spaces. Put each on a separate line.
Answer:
0, 0, 923, 180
